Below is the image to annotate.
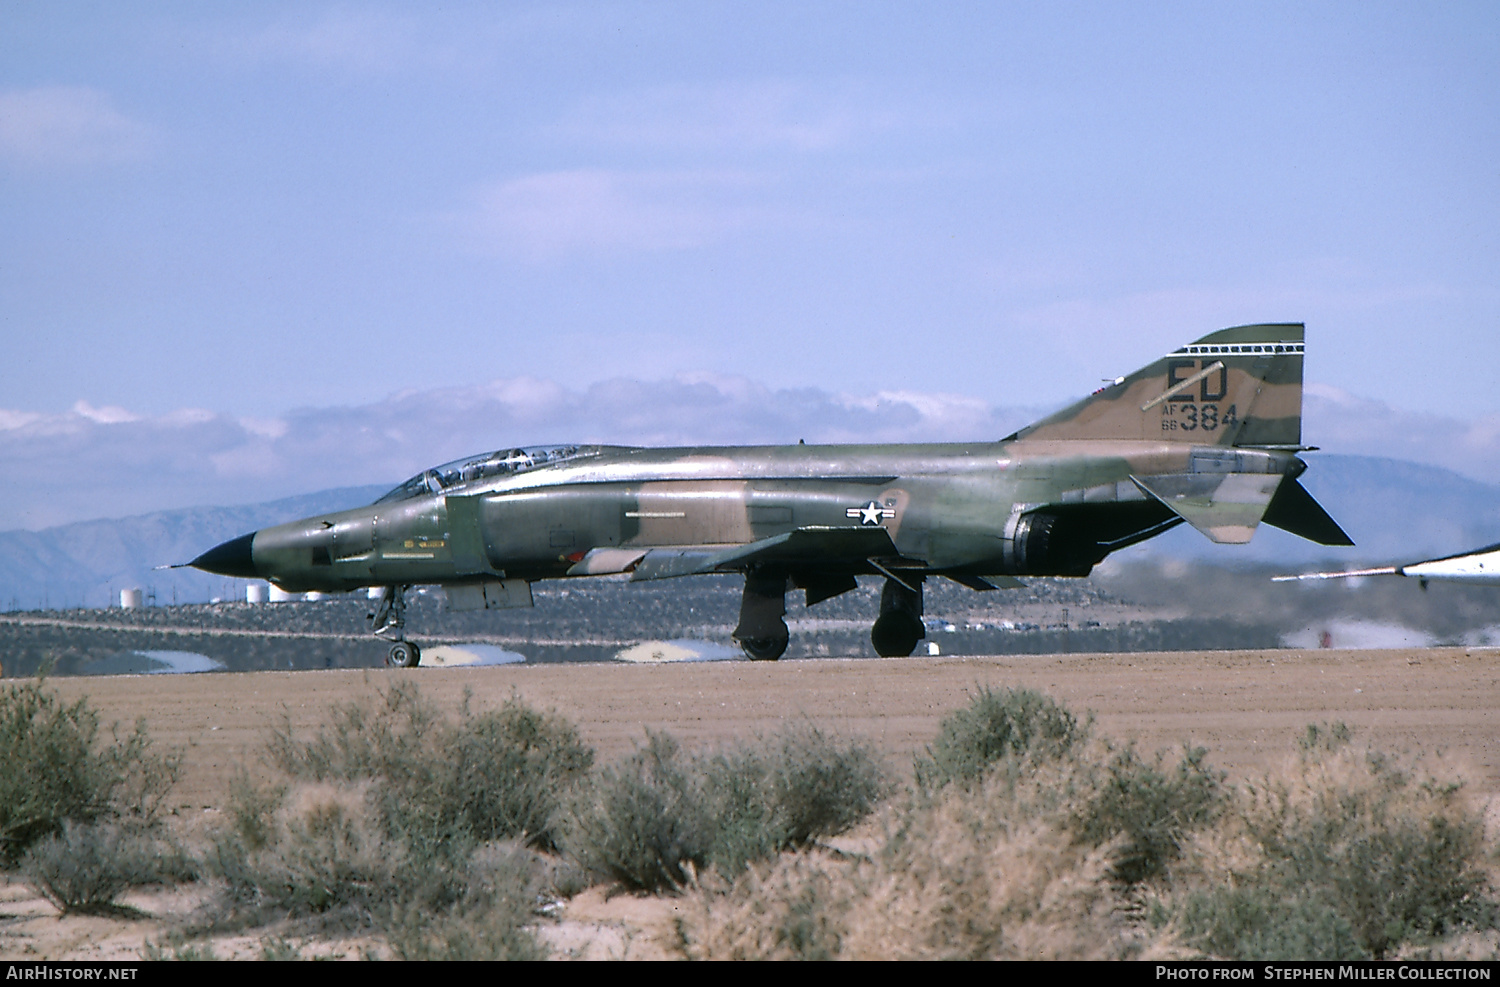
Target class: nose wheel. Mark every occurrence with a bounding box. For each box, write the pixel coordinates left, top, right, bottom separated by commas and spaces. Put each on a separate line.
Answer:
371, 585, 420, 667
386, 641, 421, 668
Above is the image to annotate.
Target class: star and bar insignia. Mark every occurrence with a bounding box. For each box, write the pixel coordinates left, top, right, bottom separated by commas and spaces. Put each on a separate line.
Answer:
846, 500, 896, 525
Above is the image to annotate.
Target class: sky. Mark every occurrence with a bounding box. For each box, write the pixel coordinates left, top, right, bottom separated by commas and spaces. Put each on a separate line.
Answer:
2, 2, 1499, 528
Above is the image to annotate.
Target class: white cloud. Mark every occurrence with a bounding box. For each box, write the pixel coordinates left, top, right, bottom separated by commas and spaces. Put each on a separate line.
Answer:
0, 410, 43, 431
0, 86, 150, 167
72, 401, 140, 425
1303, 384, 1500, 480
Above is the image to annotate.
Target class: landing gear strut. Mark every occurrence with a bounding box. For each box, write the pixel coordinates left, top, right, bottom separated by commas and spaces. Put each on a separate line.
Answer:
734, 568, 789, 661
871, 576, 925, 657
371, 585, 421, 668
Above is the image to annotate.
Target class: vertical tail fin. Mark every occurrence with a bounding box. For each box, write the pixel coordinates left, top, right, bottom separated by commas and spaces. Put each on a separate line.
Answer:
1011, 323, 1305, 447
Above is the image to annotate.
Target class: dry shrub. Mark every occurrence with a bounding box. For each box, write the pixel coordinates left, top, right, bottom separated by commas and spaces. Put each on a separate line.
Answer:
566, 725, 888, 893
915, 685, 1225, 888
24, 820, 196, 916
205, 774, 551, 955
682, 755, 1154, 960
567, 731, 708, 893
682, 703, 1498, 962
1073, 743, 1225, 884
914, 686, 1087, 791
679, 852, 855, 960
208, 687, 574, 957
24, 821, 145, 915
207, 779, 394, 925
384, 841, 550, 961
1166, 733, 1496, 960
268, 682, 592, 852
0, 682, 178, 865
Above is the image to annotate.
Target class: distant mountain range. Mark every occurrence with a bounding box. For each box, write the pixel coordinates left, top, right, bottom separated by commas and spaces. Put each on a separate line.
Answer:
2, 454, 1498, 612
0, 486, 387, 611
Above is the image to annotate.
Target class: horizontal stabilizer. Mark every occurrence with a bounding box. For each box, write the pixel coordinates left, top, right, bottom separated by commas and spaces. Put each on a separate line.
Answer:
1129, 472, 1283, 544
1261, 478, 1354, 546
629, 526, 901, 581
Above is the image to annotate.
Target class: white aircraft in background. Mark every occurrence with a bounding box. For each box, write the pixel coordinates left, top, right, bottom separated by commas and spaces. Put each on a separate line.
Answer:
1274, 543, 1500, 589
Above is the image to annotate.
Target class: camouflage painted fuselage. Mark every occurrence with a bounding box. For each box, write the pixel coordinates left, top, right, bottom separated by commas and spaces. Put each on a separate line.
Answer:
245, 437, 1307, 594
190, 323, 1349, 659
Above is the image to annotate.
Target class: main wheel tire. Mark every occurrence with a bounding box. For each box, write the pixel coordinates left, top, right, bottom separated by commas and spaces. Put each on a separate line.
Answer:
738, 634, 788, 661
871, 612, 923, 657
386, 641, 421, 668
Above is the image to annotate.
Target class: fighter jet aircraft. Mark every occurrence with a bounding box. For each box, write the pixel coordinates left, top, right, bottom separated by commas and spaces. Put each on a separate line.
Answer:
1273, 543, 1500, 588
190, 323, 1351, 665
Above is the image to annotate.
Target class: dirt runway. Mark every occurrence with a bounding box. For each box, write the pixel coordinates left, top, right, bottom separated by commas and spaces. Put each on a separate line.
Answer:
41, 645, 1500, 811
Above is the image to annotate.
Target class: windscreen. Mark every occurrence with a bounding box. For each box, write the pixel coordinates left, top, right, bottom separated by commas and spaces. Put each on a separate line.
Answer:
374, 444, 598, 504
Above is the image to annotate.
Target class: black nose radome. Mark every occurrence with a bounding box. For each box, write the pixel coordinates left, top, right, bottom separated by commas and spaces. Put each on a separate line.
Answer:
191, 532, 259, 578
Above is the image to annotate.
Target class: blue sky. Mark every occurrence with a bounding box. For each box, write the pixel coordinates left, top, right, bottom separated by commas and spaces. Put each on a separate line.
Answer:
2, 2, 1499, 526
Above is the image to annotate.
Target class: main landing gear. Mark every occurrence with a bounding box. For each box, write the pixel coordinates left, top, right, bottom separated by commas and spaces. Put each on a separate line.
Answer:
870, 576, 925, 657
371, 584, 421, 667
733, 569, 927, 660
734, 569, 789, 661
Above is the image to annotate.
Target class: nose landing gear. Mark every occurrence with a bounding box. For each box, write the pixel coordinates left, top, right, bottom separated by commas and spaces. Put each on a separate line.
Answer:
371, 585, 421, 667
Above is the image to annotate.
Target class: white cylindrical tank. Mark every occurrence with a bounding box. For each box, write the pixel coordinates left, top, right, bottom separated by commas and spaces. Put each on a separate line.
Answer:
303, 591, 326, 602
246, 583, 268, 604
268, 584, 298, 603
120, 588, 143, 609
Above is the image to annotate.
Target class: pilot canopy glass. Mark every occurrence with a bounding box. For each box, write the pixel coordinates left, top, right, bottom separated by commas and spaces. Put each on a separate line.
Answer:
375, 444, 598, 503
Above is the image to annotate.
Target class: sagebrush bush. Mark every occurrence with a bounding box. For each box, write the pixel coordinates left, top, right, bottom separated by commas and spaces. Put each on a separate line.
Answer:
0, 682, 178, 865
1074, 743, 1226, 884
681, 700, 1499, 961
680, 762, 1142, 960
568, 731, 710, 892
1171, 737, 1496, 960
1173, 886, 1366, 960
914, 686, 1087, 790
24, 821, 139, 915
769, 723, 888, 846
700, 724, 889, 876
268, 683, 592, 852
568, 725, 888, 892
206, 775, 550, 960
206, 780, 395, 924
383, 841, 550, 961
210, 688, 563, 954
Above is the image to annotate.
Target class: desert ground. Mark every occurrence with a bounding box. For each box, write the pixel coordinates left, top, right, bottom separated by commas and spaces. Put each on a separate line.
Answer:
3, 645, 1498, 960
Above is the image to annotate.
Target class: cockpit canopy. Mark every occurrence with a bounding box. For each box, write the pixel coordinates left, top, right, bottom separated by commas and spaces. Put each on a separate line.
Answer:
375, 444, 600, 504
